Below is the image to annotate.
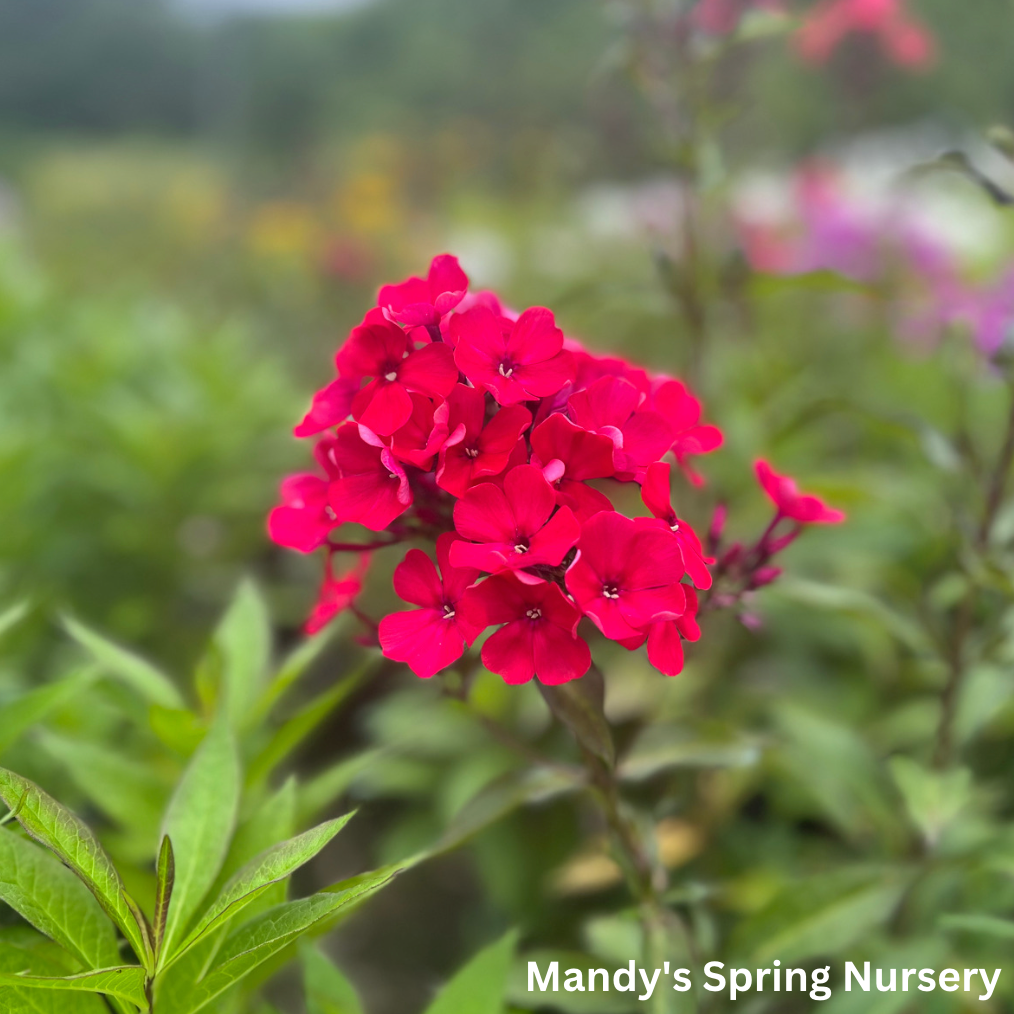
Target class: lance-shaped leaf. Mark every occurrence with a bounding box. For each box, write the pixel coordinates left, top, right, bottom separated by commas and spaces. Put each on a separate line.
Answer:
302, 943, 363, 1014
167, 813, 354, 967
538, 668, 614, 767
0, 967, 148, 1007
423, 930, 517, 1014
0, 829, 121, 970
159, 718, 241, 959
62, 615, 184, 710
176, 867, 401, 1014
0, 768, 151, 969
0, 602, 29, 641
213, 579, 271, 727
0, 941, 106, 1014
153, 836, 175, 958
246, 667, 368, 788
0, 668, 97, 755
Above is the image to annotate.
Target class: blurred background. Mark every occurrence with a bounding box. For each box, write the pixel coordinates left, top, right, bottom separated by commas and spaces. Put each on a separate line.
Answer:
5, 0, 1014, 1011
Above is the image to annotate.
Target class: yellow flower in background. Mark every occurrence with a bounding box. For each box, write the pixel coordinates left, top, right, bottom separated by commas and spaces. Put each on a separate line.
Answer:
247, 200, 321, 259
333, 171, 402, 236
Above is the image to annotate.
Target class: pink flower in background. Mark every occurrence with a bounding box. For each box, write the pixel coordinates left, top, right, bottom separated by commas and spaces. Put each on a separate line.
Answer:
452, 306, 575, 406
450, 465, 581, 576
462, 573, 591, 685
692, 0, 783, 35
797, 0, 935, 68
755, 460, 846, 524
379, 253, 469, 327
305, 553, 370, 634
378, 534, 483, 678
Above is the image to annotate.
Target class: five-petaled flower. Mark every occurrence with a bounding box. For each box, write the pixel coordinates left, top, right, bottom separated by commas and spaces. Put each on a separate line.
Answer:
378, 253, 469, 328
378, 534, 483, 678
460, 573, 591, 685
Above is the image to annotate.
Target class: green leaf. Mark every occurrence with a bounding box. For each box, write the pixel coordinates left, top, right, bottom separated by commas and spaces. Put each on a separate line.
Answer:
939, 913, 1014, 938
216, 778, 297, 888
213, 579, 271, 727
62, 615, 184, 710
159, 719, 241, 958
173, 867, 401, 1014
0, 828, 121, 970
169, 813, 354, 965
731, 868, 908, 965
154, 836, 175, 958
423, 930, 517, 1014
0, 669, 98, 755
889, 757, 972, 847
297, 750, 383, 824
0, 967, 148, 1006
38, 731, 168, 837
0, 602, 29, 642
256, 622, 343, 719
302, 944, 363, 1014
538, 669, 614, 767
0, 768, 151, 969
618, 728, 760, 781
0, 942, 107, 1014
246, 668, 367, 787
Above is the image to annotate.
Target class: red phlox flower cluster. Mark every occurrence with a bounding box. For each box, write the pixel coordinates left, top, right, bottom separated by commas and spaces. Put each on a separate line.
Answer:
796, 0, 935, 68
269, 255, 727, 685
270, 256, 843, 686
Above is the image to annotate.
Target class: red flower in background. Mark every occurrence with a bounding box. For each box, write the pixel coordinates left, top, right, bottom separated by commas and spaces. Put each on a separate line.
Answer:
378, 534, 483, 678
452, 306, 575, 406
755, 459, 846, 524
461, 573, 591, 685
305, 554, 370, 635
566, 512, 687, 641
797, 0, 935, 68
640, 462, 713, 589
450, 464, 580, 576
379, 253, 469, 327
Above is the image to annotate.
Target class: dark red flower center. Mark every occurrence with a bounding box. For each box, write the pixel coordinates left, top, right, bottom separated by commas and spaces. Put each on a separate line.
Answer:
498, 360, 516, 378
464, 446, 480, 459
442, 603, 456, 620
602, 582, 620, 600
525, 607, 542, 620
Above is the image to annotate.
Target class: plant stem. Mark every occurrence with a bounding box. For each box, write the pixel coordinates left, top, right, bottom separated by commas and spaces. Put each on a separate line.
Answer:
934, 383, 1014, 767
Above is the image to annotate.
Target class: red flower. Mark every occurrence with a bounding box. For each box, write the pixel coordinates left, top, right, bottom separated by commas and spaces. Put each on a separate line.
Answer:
566, 512, 686, 641
337, 316, 458, 436
267, 474, 336, 552
796, 0, 935, 68
449, 464, 581, 576
294, 376, 359, 438
378, 254, 469, 327
452, 306, 574, 406
436, 384, 532, 496
461, 573, 590, 685
755, 459, 846, 524
652, 380, 723, 486
530, 412, 615, 521
385, 393, 448, 470
378, 533, 482, 678
324, 422, 413, 531
640, 462, 713, 589
568, 376, 673, 480
305, 553, 370, 635
643, 587, 702, 677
